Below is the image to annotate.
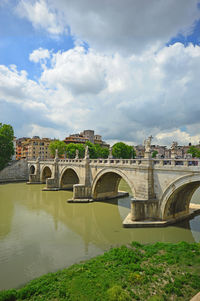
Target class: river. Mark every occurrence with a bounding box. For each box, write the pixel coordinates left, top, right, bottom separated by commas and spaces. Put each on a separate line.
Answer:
0, 181, 200, 290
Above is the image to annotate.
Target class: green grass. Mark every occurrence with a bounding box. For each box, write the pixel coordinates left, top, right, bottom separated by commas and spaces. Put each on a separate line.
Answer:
0, 242, 200, 301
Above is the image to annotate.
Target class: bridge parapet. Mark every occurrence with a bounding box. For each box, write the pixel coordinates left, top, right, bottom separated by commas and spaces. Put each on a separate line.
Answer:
153, 158, 200, 167
59, 159, 83, 163
89, 158, 151, 166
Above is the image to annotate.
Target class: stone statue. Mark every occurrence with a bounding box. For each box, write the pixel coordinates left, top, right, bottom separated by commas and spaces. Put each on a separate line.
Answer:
75, 149, 79, 159
171, 141, 178, 150
55, 149, 58, 158
144, 135, 153, 152
108, 146, 112, 159
85, 145, 89, 159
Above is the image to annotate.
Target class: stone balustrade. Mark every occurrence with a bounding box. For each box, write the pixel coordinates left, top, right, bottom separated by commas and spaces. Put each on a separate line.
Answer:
28, 157, 200, 168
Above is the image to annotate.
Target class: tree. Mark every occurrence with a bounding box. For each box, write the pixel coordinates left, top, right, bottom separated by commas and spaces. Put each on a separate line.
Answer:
85, 142, 109, 159
112, 142, 135, 159
85, 141, 98, 159
152, 150, 158, 158
94, 143, 109, 159
0, 123, 14, 170
187, 146, 200, 158
65, 143, 85, 158
49, 140, 67, 157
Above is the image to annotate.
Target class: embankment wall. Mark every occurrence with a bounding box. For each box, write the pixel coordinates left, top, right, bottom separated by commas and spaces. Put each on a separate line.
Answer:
0, 160, 28, 183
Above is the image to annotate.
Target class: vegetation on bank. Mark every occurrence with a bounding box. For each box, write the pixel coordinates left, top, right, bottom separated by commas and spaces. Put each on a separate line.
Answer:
187, 146, 200, 158
0, 242, 200, 301
112, 142, 135, 159
49, 140, 136, 159
0, 123, 14, 171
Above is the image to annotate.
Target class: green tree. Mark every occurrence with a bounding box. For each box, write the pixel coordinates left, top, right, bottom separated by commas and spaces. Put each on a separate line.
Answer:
94, 144, 109, 159
152, 150, 158, 158
187, 146, 200, 158
65, 143, 85, 158
0, 123, 14, 170
85, 141, 98, 159
112, 142, 135, 159
99, 146, 109, 158
49, 140, 67, 157
85, 142, 109, 159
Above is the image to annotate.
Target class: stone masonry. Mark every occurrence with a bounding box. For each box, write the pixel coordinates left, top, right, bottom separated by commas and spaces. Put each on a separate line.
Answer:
27, 138, 200, 227
0, 159, 28, 183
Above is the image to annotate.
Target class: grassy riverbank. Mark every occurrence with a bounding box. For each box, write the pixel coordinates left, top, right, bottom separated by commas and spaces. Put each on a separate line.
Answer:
0, 242, 200, 301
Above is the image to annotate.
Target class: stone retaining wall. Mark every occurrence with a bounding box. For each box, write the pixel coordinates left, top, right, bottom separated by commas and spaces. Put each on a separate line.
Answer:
0, 159, 28, 183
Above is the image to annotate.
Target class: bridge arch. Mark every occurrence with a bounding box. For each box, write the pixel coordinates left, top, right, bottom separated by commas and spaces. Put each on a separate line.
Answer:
160, 174, 200, 220
41, 166, 52, 183
92, 168, 135, 200
30, 165, 35, 174
59, 167, 80, 190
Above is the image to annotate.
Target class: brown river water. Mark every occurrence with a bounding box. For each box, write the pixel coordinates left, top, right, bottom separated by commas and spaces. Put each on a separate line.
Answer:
0, 181, 200, 290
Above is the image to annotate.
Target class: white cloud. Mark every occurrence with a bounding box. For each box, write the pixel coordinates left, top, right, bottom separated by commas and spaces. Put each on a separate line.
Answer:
16, 0, 200, 54
41, 46, 107, 95
29, 48, 50, 63
155, 130, 200, 146
16, 0, 67, 35
2, 43, 200, 145
27, 124, 63, 139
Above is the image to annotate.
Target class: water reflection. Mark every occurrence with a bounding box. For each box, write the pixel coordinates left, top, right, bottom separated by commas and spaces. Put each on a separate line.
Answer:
0, 183, 199, 290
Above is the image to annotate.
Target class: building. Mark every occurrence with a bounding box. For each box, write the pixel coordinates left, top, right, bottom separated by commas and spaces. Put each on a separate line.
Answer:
16, 136, 52, 160
134, 145, 145, 158
64, 130, 109, 148
16, 137, 30, 160
151, 145, 168, 158
134, 142, 200, 159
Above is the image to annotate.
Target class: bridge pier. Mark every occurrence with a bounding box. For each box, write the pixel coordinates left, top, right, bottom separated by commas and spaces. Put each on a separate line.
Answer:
130, 199, 159, 221
68, 149, 93, 202
45, 152, 60, 190
27, 157, 42, 184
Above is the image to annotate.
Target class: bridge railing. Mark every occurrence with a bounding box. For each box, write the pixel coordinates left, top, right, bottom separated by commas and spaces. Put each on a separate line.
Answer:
58, 159, 83, 163
153, 158, 200, 167
89, 158, 146, 165
27, 158, 200, 167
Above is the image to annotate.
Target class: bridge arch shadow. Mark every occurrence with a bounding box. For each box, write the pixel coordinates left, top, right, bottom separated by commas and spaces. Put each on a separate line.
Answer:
30, 165, 35, 174
59, 167, 79, 190
161, 174, 200, 220
92, 168, 135, 201
41, 166, 52, 183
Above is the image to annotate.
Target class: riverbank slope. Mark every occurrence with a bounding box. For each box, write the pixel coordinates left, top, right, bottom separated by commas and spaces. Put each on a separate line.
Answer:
0, 242, 199, 301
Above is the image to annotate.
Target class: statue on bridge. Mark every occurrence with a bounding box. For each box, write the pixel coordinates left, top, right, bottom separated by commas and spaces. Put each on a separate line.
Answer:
55, 149, 58, 158
171, 141, 178, 151
85, 145, 89, 159
108, 146, 113, 159
75, 149, 79, 159
171, 141, 178, 159
144, 135, 153, 153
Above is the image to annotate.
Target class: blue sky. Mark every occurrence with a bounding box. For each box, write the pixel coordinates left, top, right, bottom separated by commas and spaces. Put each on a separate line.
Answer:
0, 0, 200, 146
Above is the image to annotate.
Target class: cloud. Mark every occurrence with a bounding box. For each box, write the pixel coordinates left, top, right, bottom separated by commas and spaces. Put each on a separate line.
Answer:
155, 130, 200, 146
1, 42, 200, 146
16, 0, 67, 36
41, 46, 107, 95
27, 124, 64, 139
29, 48, 50, 63
16, 0, 200, 54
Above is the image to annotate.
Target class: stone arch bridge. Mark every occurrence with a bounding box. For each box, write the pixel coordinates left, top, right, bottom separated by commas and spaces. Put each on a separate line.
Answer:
28, 151, 200, 227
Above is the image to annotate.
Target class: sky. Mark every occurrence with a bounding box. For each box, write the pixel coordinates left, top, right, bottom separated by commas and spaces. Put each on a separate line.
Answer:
1, 0, 200, 146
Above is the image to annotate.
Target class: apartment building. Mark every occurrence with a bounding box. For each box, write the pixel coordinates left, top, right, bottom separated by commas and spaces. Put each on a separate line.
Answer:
16, 136, 52, 160
64, 130, 109, 148
16, 137, 30, 160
